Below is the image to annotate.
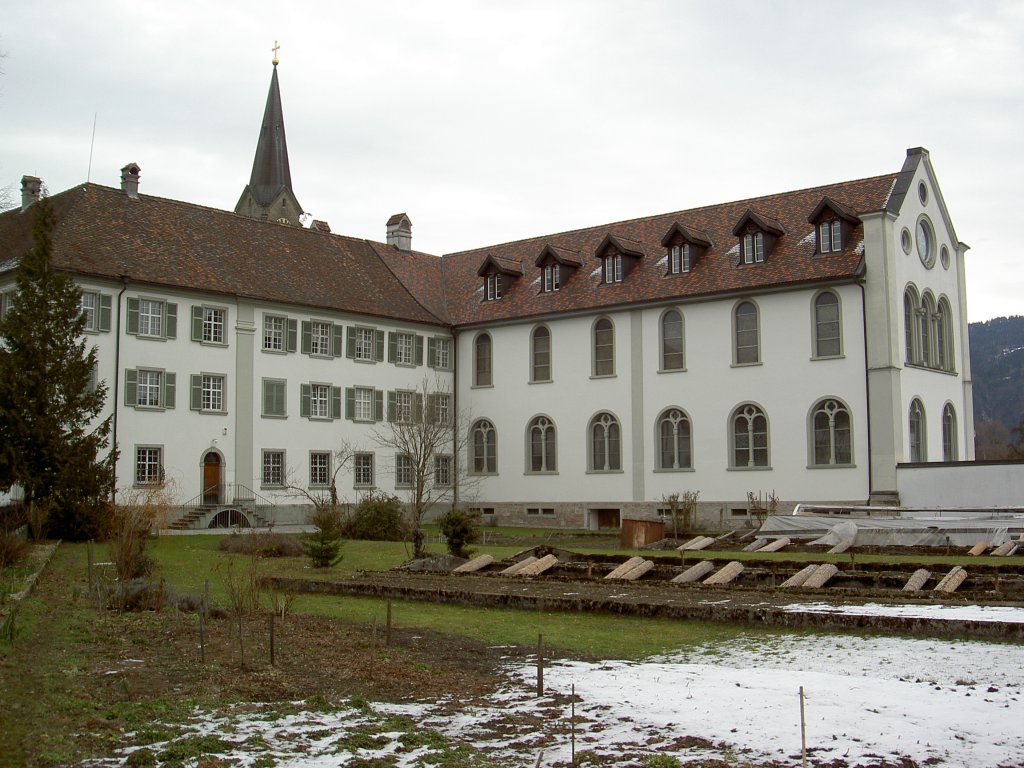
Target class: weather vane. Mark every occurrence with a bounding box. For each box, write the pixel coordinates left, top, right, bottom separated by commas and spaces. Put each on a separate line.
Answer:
272, 40, 280, 66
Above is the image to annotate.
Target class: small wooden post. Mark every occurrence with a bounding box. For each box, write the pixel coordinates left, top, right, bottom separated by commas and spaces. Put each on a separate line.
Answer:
571, 682, 576, 766
537, 633, 544, 697
799, 686, 807, 768
386, 599, 393, 647
203, 579, 210, 620
238, 613, 245, 669
269, 612, 275, 666
87, 540, 94, 590
199, 610, 206, 663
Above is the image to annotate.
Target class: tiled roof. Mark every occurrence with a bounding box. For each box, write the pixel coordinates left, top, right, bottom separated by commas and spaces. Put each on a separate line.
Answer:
438, 173, 900, 326
0, 184, 444, 327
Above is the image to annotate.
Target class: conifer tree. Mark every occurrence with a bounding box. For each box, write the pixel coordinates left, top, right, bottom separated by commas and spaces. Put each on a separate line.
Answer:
0, 198, 115, 539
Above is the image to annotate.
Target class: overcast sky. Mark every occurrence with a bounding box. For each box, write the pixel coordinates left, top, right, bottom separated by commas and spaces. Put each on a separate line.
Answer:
1, 1, 1021, 322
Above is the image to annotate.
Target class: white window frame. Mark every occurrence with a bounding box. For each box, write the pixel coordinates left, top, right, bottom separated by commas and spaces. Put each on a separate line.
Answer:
80, 291, 98, 331
353, 327, 375, 361
262, 450, 285, 487
310, 451, 331, 487
592, 317, 615, 377
137, 369, 163, 408
310, 383, 330, 419
353, 386, 374, 422
543, 264, 560, 292
589, 412, 622, 472
201, 374, 225, 413
486, 273, 502, 301
434, 455, 452, 486
135, 446, 163, 486
310, 321, 332, 357
138, 298, 164, 338
433, 337, 451, 370
395, 453, 414, 488
202, 306, 226, 344
731, 403, 769, 469
810, 398, 853, 467
264, 314, 286, 351
354, 453, 375, 488
395, 332, 415, 366
733, 300, 760, 365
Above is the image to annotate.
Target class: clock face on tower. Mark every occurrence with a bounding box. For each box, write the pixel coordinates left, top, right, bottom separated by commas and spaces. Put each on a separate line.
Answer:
277, 217, 290, 225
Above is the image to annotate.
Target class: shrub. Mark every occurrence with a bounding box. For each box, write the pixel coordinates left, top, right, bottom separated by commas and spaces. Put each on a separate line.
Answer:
437, 508, 480, 559
0, 527, 28, 569
342, 492, 407, 542
218, 530, 302, 557
302, 504, 345, 568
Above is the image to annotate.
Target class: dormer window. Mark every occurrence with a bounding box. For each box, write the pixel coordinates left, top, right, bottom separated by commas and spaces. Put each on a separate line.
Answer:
603, 253, 623, 284
819, 221, 842, 252
742, 233, 764, 264
669, 244, 691, 274
808, 196, 859, 256
486, 273, 502, 301
543, 264, 561, 292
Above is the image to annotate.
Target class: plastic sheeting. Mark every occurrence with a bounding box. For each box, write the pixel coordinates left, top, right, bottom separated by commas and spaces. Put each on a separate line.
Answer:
758, 514, 1023, 547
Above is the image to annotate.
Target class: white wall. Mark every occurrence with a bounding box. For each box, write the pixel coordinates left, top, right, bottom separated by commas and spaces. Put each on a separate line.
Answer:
898, 462, 1024, 508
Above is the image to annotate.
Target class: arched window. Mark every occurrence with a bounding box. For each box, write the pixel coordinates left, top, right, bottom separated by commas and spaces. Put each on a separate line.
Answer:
811, 398, 852, 465
936, 298, 953, 371
471, 419, 497, 473
731, 404, 768, 467
593, 318, 614, 376
527, 416, 557, 473
813, 292, 841, 358
657, 408, 692, 470
474, 333, 492, 387
590, 412, 621, 471
942, 403, 957, 462
908, 399, 926, 462
661, 310, 684, 371
920, 293, 935, 367
734, 301, 759, 365
531, 325, 551, 382
903, 287, 919, 364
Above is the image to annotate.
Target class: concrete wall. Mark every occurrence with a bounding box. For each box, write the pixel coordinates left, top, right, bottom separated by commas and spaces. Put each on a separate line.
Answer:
897, 461, 1024, 508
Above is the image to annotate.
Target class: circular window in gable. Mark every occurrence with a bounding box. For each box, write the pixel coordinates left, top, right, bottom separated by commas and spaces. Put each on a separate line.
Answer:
916, 216, 935, 268
918, 181, 929, 206
900, 227, 913, 255
940, 244, 950, 270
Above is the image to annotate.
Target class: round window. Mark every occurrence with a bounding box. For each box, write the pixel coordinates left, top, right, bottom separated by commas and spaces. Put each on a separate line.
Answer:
900, 227, 913, 255
940, 244, 950, 270
916, 217, 935, 268
918, 181, 928, 206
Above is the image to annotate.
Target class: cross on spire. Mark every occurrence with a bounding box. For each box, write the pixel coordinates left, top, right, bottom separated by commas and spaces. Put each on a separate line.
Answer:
272, 40, 280, 66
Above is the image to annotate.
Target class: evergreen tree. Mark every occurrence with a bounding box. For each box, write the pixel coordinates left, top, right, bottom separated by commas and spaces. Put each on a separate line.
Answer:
0, 199, 115, 539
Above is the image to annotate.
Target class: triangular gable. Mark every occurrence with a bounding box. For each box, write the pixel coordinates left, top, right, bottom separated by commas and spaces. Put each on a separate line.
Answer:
534, 243, 583, 268
595, 233, 646, 259
884, 147, 960, 248
731, 208, 786, 237
476, 253, 524, 278
807, 196, 861, 225
659, 221, 713, 248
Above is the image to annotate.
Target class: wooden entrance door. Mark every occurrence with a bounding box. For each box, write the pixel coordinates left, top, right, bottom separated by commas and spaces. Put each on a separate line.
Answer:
594, 508, 621, 530
202, 452, 222, 504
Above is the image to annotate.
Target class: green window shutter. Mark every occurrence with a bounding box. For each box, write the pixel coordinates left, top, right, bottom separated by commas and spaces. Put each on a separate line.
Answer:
164, 372, 176, 409
286, 319, 298, 352
375, 330, 385, 361
262, 380, 273, 415
345, 327, 355, 358
332, 324, 344, 357
165, 303, 178, 339
191, 306, 203, 341
124, 369, 137, 406
413, 393, 423, 422
427, 337, 437, 368
300, 383, 311, 418
387, 332, 397, 363
301, 321, 311, 354
374, 390, 383, 421
331, 386, 342, 420
414, 335, 424, 366
190, 374, 201, 410
126, 298, 139, 334
98, 294, 112, 332
387, 391, 396, 422
345, 387, 354, 420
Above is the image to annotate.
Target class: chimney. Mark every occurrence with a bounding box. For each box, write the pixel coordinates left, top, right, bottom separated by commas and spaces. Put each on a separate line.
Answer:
120, 163, 141, 199
386, 213, 412, 252
20, 176, 42, 211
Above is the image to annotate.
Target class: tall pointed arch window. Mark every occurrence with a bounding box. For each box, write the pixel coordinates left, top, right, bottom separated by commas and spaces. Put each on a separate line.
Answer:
527, 416, 557, 473
909, 398, 926, 462
935, 298, 953, 371
590, 412, 621, 472
813, 292, 841, 358
661, 310, 684, 371
474, 333, 492, 387
593, 318, 615, 377
811, 398, 852, 466
942, 403, 957, 462
903, 287, 919, 364
471, 419, 497, 474
734, 301, 760, 365
657, 408, 692, 470
731, 404, 769, 468
531, 325, 551, 382
920, 293, 936, 367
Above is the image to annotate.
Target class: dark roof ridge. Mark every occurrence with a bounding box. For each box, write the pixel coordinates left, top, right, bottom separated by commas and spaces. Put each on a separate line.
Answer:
442, 171, 900, 258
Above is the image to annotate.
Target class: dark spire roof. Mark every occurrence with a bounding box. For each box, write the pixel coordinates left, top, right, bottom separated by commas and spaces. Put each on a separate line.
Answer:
247, 64, 294, 207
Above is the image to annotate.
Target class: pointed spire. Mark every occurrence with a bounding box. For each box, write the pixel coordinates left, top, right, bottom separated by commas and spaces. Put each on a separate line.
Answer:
235, 55, 303, 225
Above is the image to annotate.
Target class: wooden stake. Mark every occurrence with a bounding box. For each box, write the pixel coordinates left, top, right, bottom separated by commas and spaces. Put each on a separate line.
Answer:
199, 611, 206, 664
203, 579, 210, 621
799, 686, 807, 768
269, 612, 275, 667
238, 613, 245, 670
571, 682, 576, 766
386, 599, 392, 647
537, 633, 544, 697
87, 540, 94, 590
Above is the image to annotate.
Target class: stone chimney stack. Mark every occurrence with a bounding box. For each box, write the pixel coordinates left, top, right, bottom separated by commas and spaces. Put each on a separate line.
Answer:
120, 163, 141, 199
20, 175, 42, 211
386, 213, 412, 252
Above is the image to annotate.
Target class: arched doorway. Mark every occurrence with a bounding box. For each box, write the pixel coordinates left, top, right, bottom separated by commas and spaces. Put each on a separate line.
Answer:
202, 451, 223, 505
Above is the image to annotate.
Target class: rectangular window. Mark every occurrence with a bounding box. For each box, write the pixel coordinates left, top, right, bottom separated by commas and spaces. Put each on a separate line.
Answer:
470, 506, 495, 516
80, 291, 98, 331
754, 233, 765, 263
262, 450, 284, 487
202, 307, 225, 344
669, 245, 690, 274
395, 390, 413, 423
354, 387, 374, 421
432, 338, 451, 369
139, 299, 163, 337
434, 455, 452, 486
310, 383, 330, 419
311, 321, 332, 356
429, 393, 451, 424
262, 379, 287, 417
543, 264, 560, 292
135, 446, 163, 485
831, 220, 842, 251
603, 254, 622, 283
819, 222, 831, 253
310, 451, 331, 487
201, 375, 225, 412
395, 454, 413, 487
356, 327, 376, 360
354, 453, 374, 487
128, 297, 176, 339
138, 370, 163, 408
526, 507, 555, 516
264, 315, 285, 351
486, 274, 502, 301
396, 332, 414, 365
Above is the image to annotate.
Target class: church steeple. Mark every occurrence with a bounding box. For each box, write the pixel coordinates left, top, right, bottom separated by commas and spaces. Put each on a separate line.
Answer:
235, 48, 303, 226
